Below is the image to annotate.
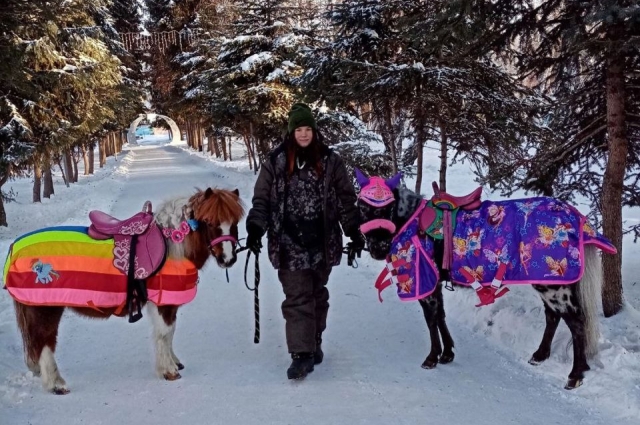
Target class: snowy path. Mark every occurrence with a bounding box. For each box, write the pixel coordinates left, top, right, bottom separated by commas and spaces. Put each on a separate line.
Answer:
1, 144, 637, 425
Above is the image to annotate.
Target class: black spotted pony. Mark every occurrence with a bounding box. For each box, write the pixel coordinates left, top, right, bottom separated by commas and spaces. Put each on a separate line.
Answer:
355, 169, 617, 390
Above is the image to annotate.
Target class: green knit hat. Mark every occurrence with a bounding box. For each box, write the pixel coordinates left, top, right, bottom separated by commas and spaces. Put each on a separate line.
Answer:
287, 103, 317, 132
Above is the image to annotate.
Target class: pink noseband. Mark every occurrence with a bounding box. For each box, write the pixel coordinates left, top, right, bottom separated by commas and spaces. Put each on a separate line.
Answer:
210, 235, 237, 248
360, 219, 396, 234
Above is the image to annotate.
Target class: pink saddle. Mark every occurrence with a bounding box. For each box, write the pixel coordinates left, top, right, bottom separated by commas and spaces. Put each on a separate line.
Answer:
431, 182, 482, 211
88, 201, 166, 280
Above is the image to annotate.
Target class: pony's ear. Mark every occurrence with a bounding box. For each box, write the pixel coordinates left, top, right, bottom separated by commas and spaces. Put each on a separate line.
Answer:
354, 168, 370, 188
385, 172, 402, 190
232, 188, 239, 197
204, 187, 214, 198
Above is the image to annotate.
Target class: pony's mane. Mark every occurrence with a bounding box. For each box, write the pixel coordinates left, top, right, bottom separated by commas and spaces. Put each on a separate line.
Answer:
189, 188, 245, 224
153, 189, 245, 262
394, 186, 423, 221
154, 196, 190, 228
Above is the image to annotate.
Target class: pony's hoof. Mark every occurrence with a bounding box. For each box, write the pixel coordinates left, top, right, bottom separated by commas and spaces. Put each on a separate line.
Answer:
421, 358, 438, 369
528, 357, 545, 366
439, 353, 455, 364
564, 378, 583, 390
177, 363, 185, 371
163, 371, 182, 381
52, 386, 70, 395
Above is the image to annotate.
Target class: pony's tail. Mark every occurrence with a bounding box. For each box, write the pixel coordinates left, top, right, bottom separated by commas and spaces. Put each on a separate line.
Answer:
579, 245, 601, 358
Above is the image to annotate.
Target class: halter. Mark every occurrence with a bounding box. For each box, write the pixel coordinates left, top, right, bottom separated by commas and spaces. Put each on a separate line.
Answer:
209, 234, 237, 248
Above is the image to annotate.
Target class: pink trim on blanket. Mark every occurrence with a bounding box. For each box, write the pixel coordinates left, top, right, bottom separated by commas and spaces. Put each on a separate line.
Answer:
147, 287, 197, 306
7, 287, 125, 308
398, 199, 426, 236
584, 239, 617, 254
7, 287, 197, 308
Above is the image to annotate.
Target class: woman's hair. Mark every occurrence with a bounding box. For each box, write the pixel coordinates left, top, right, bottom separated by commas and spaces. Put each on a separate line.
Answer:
286, 129, 325, 177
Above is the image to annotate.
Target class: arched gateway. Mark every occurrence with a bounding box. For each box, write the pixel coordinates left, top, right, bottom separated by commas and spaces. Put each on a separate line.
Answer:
128, 114, 181, 144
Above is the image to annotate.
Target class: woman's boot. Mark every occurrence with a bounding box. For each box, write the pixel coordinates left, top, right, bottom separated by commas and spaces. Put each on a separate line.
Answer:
287, 353, 315, 379
314, 333, 323, 364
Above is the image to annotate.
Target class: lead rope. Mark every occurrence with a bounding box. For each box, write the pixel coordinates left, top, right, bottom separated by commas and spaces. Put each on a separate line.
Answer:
243, 249, 261, 343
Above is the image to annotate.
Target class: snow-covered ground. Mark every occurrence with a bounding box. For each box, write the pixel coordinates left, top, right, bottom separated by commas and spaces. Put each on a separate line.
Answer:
0, 136, 638, 424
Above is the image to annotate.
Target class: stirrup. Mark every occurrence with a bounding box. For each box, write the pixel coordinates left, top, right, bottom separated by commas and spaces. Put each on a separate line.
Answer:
474, 287, 496, 307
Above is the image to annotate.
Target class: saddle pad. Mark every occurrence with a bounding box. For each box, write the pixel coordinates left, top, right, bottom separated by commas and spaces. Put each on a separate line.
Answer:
3, 226, 198, 308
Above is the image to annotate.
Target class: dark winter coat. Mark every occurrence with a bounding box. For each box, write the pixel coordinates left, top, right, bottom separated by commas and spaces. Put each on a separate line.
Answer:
247, 142, 360, 270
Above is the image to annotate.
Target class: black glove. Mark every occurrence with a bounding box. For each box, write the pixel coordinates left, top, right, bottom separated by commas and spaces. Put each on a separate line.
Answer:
246, 223, 265, 255
348, 232, 366, 253
346, 232, 366, 265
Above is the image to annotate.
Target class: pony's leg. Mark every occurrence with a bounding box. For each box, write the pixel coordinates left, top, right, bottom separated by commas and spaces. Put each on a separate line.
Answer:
532, 284, 589, 389
434, 285, 455, 364
529, 290, 561, 365
419, 294, 443, 369
14, 302, 68, 394
147, 303, 181, 380
561, 308, 590, 390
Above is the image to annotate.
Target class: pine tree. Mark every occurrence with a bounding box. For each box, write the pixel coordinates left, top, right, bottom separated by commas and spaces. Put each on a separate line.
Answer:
205, 0, 321, 161
301, 0, 547, 192
465, 0, 640, 316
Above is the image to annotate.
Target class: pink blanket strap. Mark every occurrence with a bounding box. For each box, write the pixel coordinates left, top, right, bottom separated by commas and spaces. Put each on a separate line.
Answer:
442, 211, 453, 270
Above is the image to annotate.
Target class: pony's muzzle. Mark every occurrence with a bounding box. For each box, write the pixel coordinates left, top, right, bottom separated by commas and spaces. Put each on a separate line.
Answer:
363, 228, 393, 261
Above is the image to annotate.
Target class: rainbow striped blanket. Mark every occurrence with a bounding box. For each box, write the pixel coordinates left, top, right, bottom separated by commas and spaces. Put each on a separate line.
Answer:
2, 226, 198, 309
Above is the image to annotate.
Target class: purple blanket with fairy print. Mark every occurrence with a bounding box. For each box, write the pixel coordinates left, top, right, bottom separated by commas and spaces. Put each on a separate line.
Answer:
449, 197, 616, 286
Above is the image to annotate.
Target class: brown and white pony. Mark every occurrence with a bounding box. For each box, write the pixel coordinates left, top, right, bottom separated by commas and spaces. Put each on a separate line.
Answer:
10, 187, 244, 394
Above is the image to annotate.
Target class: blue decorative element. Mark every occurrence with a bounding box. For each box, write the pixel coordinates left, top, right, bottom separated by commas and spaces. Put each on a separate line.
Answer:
187, 219, 199, 231
14, 226, 89, 243
31, 260, 60, 284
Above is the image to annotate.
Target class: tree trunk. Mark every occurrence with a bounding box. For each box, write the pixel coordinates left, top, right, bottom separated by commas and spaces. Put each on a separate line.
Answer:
56, 157, 69, 187
43, 159, 55, 198
186, 121, 193, 148
383, 104, 398, 173
220, 135, 227, 160
228, 137, 232, 161
415, 118, 426, 194
199, 124, 205, 152
0, 167, 10, 226
212, 134, 221, 158
64, 149, 74, 184
243, 134, 254, 171
82, 145, 90, 175
439, 119, 448, 192
72, 152, 79, 183
33, 156, 42, 203
111, 132, 118, 161
0, 195, 6, 226
601, 55, 627, 317
89, 144, 95, 174
99, 139, 106, 168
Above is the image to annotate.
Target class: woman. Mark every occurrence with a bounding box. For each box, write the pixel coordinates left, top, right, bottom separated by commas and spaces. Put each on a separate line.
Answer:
245, 103, 364, 380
